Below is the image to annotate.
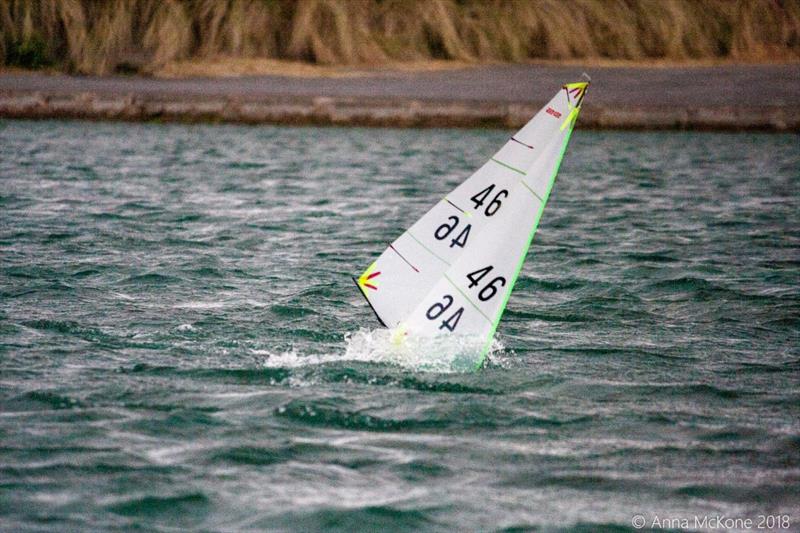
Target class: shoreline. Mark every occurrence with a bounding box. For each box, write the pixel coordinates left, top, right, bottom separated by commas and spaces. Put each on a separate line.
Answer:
2, 92, 797, 132
2, 64, 799, 131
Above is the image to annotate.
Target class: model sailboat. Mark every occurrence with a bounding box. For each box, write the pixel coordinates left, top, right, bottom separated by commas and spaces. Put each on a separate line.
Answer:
354, 78, 589, 369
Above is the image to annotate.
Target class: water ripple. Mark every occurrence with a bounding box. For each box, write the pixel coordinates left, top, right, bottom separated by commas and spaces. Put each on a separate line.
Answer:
1, 122, 798, 530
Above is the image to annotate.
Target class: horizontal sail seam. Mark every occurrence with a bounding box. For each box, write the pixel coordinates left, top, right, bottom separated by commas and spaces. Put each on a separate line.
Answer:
406, 231, 451, 266
520, 180, 544, 203
443, 274, 492, 324
490, 157, 525, 176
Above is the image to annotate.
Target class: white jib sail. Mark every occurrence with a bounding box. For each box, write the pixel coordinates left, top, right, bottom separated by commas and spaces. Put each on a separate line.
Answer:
354, 79, 589, 367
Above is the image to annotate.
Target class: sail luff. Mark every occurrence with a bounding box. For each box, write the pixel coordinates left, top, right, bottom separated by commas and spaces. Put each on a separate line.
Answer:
475, 111, 582, 369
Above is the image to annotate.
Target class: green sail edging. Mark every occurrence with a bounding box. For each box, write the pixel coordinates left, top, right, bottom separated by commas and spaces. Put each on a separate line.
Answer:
474, 116, 580, 370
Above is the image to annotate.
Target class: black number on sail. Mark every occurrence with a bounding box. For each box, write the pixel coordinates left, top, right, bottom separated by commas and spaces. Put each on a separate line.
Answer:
470, 184, 494, 209
434, 216, 459, 240
426, 294, 453, 319
450, 224, 471, 248
485, 189, 508, 216
466, 265, 492, 288
434, 216, 471, 248
439, 307, 463, 332
479, 276, 506, 301
425, 294, 464, 331
470, 184, 509, 217
466, 266, 507, 301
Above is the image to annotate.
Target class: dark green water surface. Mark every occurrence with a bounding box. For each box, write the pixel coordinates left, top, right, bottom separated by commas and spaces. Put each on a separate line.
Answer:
1, 120, 798, 531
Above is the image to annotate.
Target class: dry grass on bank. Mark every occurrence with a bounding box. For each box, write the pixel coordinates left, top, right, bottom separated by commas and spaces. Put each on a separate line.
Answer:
1, 0, 799, 76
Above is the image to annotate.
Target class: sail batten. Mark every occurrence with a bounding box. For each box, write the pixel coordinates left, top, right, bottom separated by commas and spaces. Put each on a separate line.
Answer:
406, 231, 451, 266
354, 80, 589, 367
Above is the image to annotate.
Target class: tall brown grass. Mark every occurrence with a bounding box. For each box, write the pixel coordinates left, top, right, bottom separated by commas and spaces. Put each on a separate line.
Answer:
2, 0, 798, 74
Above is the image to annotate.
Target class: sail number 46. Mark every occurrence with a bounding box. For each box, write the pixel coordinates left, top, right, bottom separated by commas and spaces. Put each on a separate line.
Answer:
467, 265, 506, 301
434, 216, 471, 248
433, 184, 507, 249
424, 265, 506, 333
470, 184, 508, 217
426, 295, 464, 332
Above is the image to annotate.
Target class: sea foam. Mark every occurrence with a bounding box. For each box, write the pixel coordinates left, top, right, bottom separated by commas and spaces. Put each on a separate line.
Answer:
256, 328, 504, 373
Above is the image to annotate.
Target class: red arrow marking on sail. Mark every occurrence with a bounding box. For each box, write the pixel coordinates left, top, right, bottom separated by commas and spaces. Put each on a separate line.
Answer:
363, 271, 380, 290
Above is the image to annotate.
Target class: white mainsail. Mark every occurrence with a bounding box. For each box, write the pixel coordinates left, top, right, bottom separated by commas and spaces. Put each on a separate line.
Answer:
354, 79, 589, 367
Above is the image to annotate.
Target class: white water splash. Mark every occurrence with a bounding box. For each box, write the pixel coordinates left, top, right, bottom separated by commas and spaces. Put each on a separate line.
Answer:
255, 328, 505, 373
